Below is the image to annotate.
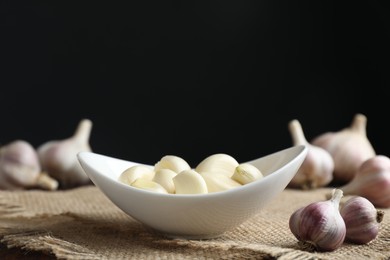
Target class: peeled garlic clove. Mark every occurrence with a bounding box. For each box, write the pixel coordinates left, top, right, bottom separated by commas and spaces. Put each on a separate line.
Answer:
37, 119, 93, 189
152, 168, 177, 194
195, 153, 239, 177
154, 155, 191, 173
131, 178, 168, 194
311, 113, 376, 183
200, 171, 241, 193
289, 189, 346, 252
119, 164, 155, 185
338, 155, 390, 208
288, 119, 334, 189
173, 169, 208, 194
0, 140, 58, 190
231, 163, 263, 185
340, 196, 385, 244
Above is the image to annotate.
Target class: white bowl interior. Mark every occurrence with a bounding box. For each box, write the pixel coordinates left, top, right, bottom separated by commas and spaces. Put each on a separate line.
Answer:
77, 145, 307, 239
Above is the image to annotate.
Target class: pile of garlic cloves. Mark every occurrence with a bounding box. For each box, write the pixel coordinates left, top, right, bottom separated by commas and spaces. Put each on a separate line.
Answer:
0, 118, 93, 190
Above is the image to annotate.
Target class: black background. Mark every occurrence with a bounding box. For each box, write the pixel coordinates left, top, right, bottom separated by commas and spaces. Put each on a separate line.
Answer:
1, 1, 389, 167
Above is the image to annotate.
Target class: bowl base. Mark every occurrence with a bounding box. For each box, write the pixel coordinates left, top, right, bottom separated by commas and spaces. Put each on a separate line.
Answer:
143, 225, 225, 240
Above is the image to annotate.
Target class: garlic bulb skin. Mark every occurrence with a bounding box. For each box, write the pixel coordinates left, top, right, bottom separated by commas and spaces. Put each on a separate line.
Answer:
311, 113, 376, 183
289, 189, 346, 251
37, 119, 93, 189
287, 119, 334, 189
339, 155, 390, 208
0, 140, 58, 190
340, 196, 384, 244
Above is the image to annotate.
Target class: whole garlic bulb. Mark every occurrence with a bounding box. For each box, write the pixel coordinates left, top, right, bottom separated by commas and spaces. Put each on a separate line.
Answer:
338, 155, 390, 208
37, 119, 93, 189
340, 196, 384, 244
287, 119, 334, 189
0, 140, 58, 190
289, 189, 346, 252
311, 113, 376, 183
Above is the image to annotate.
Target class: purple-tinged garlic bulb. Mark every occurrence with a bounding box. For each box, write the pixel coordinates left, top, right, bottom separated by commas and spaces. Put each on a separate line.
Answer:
339, 155, 390, 208
0, 140, 58, 190
288, 119, 334, 189
340, 196, 384, 244
311, 113, 375, 183
289, 189, 346, 251
37, 119, 93, 189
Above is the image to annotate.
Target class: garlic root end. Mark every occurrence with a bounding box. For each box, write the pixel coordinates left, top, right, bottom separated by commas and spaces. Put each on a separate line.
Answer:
35, 172, 59, 190
376, 210, 385, 223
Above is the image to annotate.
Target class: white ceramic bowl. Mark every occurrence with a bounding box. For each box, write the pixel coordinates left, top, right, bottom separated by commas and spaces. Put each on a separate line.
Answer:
77, 145, 307, 239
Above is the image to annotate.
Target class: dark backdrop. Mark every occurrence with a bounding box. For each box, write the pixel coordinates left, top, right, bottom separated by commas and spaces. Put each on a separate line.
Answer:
1, 1, 389, 166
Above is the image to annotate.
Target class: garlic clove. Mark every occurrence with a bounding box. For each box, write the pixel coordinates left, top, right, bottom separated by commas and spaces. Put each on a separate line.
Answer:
231, 163, 263, 185
200, 171, 241, 193
131, 178, 168, 194
37, 119, 93, 189
311, 113, 376, 183
173, 169, 208, 194
288, 119, 334, 189
152, 168, 177, 194
0, 140, 58, 190
340, 196, 385, 244
289, 188, 346, 252
195, 153, 239, 178
119, 164, 155, 186
154, 155, 191, 173
338, 155, 390, 208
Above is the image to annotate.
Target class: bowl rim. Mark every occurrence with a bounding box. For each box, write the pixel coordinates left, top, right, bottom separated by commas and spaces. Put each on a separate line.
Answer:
78, 145, 308, 199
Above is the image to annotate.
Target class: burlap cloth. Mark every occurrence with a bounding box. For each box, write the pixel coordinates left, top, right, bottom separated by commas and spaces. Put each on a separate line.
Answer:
0, 186, 389, 259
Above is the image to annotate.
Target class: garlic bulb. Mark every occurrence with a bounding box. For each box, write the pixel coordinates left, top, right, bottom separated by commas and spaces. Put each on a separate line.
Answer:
338, 155, 390, 208
340, 196, 384, 244
37, 119, 93, 189
311, 113, 376, 183
0, 140, 58, 190
287, 119, 334, 189
289, 189, 346, 251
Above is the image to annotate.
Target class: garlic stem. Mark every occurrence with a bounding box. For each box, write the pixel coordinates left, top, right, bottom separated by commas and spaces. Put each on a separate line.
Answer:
73, 119, 93, 145
330, 188, 343, 209
350, 113, 367, 136
289, 119, 308, 145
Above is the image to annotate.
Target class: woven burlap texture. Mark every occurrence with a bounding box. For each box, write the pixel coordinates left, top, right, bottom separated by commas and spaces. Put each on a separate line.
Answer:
0, 186, 389, 259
